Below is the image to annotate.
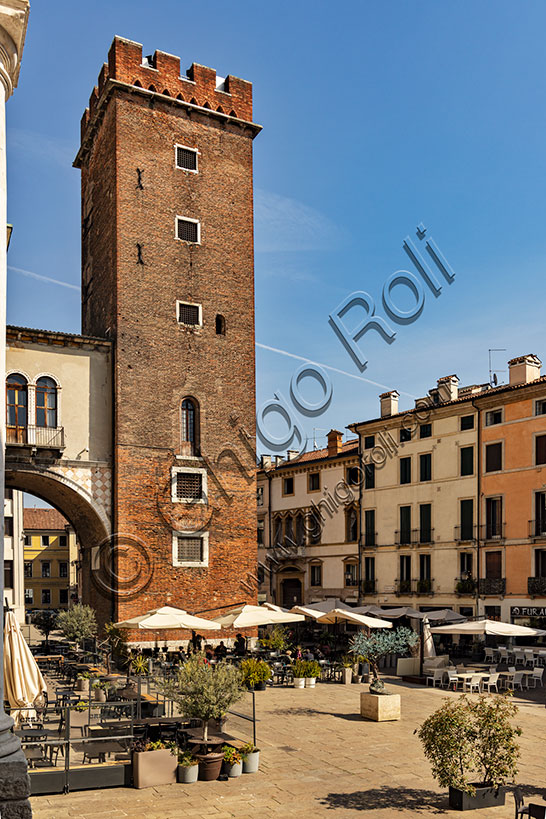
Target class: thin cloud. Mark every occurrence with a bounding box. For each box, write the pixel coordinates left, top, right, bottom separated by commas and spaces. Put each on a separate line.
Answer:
256, 341, 417, 398
8, 265, 79, 291
254, 188, 347, 253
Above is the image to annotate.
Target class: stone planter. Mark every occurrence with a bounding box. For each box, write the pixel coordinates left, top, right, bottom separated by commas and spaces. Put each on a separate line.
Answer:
304, 677, 316, 688
342, 668, 353, 685
448, 785, 505, 811
76, 679, 88, 692
196, 752, 224, 781
360, 692, 401, 722
242, 750, 259, 774
94, 689, 106, 702
293, 677, 305, 689
223, 760, 242, 778
133, 749, 177, 788
352, 674, 362, 684
177, 763, 199, 784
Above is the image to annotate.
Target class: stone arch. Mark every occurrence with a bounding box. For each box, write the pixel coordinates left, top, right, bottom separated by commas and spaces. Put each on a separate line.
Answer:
5, 465, 113, 626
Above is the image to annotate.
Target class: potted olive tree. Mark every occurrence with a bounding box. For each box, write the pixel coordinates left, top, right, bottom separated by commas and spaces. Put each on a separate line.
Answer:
350, 627, 419, 721
418, 694, 521, 811
132, 740, 178, 788
159, 654, 244, 781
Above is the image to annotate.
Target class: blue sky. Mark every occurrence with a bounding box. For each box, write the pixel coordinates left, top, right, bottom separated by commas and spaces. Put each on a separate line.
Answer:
7, 0, 546, 466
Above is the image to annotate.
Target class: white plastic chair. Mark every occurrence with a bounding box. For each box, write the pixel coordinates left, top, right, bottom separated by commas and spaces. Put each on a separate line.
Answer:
514, 650, 526, 667
427, 669, 444, 688
464, 674, 482, 694
506, 672, 524, 691
529, 667, 544, 688
484, 647, 495, 663
483, 672, 500, 693
524, 650, 535, 668
443, 670, 461, 691
498, 646, 509, 661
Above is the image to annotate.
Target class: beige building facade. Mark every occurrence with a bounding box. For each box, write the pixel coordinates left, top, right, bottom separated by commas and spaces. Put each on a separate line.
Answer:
4, 486, 23, 621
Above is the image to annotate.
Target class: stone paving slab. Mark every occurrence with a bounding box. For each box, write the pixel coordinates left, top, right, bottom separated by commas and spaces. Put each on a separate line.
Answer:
30, 678, 546, 818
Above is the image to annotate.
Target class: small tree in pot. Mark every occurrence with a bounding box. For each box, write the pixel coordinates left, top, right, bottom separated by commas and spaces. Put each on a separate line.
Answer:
417, 694, 521, 811
350, 627, 419, 694
56, 604, 97, 648
32, 610, 58, 648
158, 654, 244, 781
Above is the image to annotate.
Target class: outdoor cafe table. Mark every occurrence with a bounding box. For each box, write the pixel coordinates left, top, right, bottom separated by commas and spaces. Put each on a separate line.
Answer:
529, 803, 546, 819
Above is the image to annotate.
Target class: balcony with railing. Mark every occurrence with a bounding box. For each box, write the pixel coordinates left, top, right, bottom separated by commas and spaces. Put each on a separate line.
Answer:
363, 531, 377, 548
478, 577, 506, 596
395, 578, 413, 596
6, 425, 65, 450
528, 576, 546, 597
529, 520, 546, 540
454, 576, 477, 596
395, 529, 434, 547
361, 578, 376, 595
454, 524, 477, 543
480, 523, 505, 542
414, 578, 434, 596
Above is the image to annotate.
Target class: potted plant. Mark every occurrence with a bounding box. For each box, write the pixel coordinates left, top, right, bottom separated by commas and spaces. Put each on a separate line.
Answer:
240, 658, 271, 691
291, 659, 307, 689
132, 740, 178, 789
418, 694, 521, 811
56, 604, 97, 648
76, 672, 91, 692
304, 660, 321, 688
177, 750, 199, 784
158, 653, 244, 781
340, 656, 354, 685
92, 680, 111, 702
222, 745, 242, 778
258, 625, 289, 653
240, 742, 260, 774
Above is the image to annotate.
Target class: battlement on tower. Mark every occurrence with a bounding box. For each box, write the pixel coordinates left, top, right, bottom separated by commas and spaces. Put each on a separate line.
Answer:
79, 36, 254, 151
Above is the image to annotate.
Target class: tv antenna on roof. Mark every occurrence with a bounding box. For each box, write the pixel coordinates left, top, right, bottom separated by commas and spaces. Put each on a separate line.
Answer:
488, 348, 507, 387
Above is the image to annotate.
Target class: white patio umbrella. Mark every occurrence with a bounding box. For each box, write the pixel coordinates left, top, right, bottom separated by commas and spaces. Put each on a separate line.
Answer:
114, 606, 218, 630
430, 619, 546, 637
293, 605, 392, 629
213, 604, 304, 629
422, 617, 436, 658
4, 610, 47, 726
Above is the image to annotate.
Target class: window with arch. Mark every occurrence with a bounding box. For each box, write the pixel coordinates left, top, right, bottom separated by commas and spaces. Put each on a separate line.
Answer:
36, 377, 58, 428
6, 374, 27, 442
180, 397, 199, 456
215, 314, 226, 335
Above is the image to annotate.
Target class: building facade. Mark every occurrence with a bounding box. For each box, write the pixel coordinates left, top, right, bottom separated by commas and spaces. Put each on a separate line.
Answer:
259, 355, 546, 627
4, 487, 23, 622
22, 506, 78, 614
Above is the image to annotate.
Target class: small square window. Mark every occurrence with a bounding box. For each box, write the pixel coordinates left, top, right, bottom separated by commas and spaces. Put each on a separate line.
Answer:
175, 145, 198, 172
59, 534, 67, 547
172, 468, 207, 503
364, 435, 375, 450
400, 427, 412, 443
176, 217, 200, 244
283, 477, 294, 495
419, 424, 432, 439
485, 409, 503, 426
173, 532, 209, 566
535, 399, 546, 416
177, 301, 202, 326
461, 415, 475, 430
308, 473, 320, 492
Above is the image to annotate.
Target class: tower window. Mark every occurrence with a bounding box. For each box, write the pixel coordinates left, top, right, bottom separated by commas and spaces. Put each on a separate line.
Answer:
176, 217, 200, 244
180, 397, 199, 456
171, 466, 207, 503
172, 531, 209, 567
177, 301, 202, 327
36, 377, 58, 428
215, 314, 226, 335
175, 145, 198, 172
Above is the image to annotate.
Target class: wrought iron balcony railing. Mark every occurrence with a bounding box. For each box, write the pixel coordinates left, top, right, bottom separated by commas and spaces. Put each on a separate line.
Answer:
455, 576, 477, 595
529, 520, 546, 539
395, 578, 413, 596
395, 529, 434, 546
361, 579, 376, 594
415, 578, 434, 595
478, 577, 506, 596
363, 531, 377, 548
6, 425, 65, 449
480, 523, 505, 541
528, 576, 546, 597
454, 525, 477, 542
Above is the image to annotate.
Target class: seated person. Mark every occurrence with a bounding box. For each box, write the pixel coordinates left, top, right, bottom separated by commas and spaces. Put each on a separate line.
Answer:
234, 633, 247, 655
215, 641, 228, 659
204, 644, 215, 662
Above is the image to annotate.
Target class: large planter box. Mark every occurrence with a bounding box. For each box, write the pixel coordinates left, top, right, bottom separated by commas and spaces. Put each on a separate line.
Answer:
396, 657, 419, 677
360, 692, 401, 722
448, 785, 505, 811
133, 749, 177, 789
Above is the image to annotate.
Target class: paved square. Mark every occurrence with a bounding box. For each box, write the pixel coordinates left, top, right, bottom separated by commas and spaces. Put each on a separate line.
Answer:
30, 678, 546, 818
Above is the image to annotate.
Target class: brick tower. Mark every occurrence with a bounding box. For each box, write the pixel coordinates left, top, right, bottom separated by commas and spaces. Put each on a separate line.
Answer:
74, 37, 260, 635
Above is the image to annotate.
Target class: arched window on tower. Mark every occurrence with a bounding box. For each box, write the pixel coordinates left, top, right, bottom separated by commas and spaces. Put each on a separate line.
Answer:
180, 397, 199, 456
215, 314, 226, 335
6, 374, 27, 443
36, 377, 58, 429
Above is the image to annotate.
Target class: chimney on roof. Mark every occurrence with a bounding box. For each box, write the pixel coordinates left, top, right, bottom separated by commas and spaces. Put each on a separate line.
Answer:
260, 455, 272, 469
286, 449, 299, 461
274, 455, 284, 467
437, 375, 459, 403
508, 354, 542, 386
327, 429, 343, 457
380, 390, 399, 418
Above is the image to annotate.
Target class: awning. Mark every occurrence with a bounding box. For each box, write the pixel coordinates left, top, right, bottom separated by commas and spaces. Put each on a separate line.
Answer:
114, 606, 218, 630
430, 619, 546, 637
4, 610, 47, 726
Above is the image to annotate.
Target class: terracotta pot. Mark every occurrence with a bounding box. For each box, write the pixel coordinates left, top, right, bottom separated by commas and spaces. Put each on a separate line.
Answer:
133, 749, 177, 789
196, 752, 224, 781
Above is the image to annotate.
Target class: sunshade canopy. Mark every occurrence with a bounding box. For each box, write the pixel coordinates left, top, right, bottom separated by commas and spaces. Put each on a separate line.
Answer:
314, 608, 392, 629
4, 610, 46, 725
430, 619, 546, 637
114, 606, 218, 631
213, 604, 304, 629
354, 606, 465, 623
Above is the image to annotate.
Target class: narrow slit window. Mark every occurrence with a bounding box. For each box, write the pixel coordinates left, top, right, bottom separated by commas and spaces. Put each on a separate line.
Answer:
215, 314, 226, 335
